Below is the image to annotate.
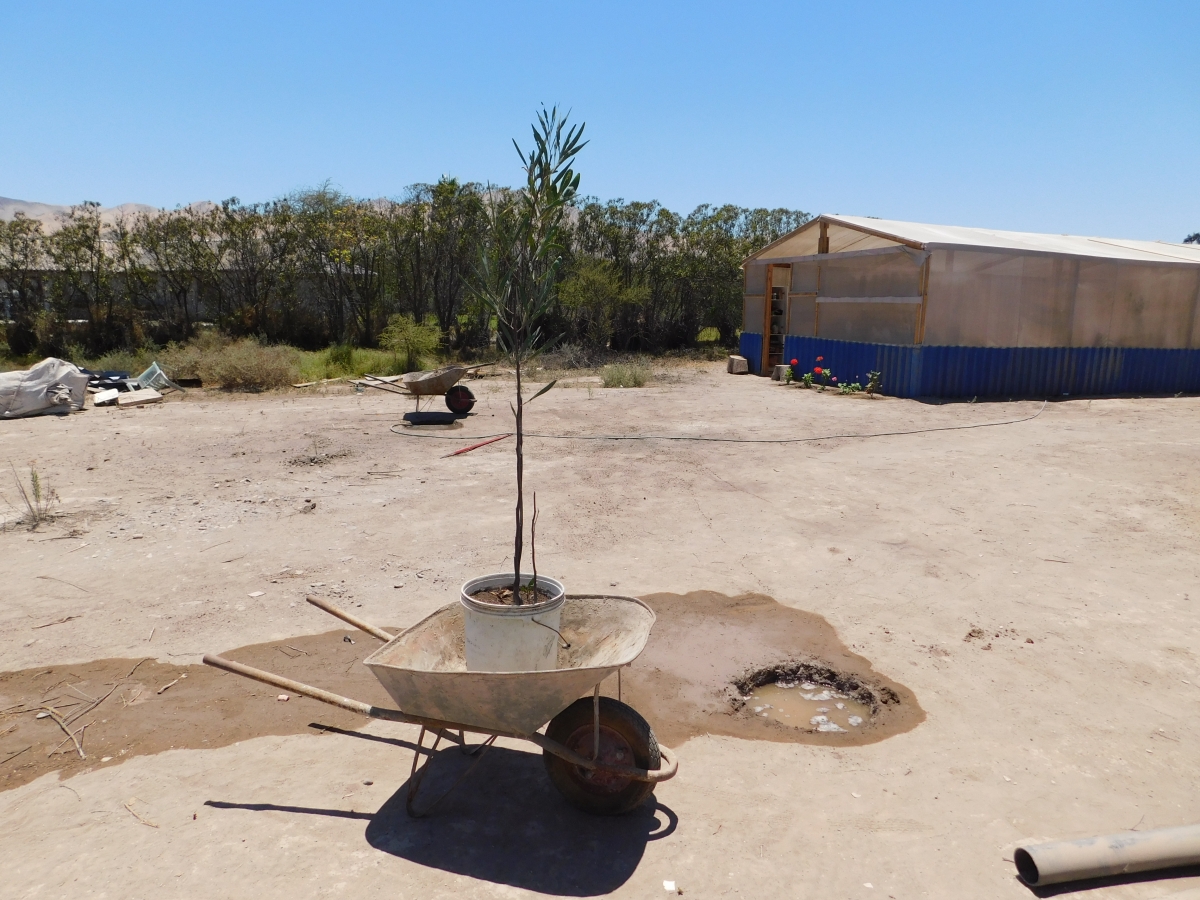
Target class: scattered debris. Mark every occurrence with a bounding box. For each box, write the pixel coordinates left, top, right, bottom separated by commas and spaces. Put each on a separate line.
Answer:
32, 614, 83, 629
964, 627, 986, 642
0, 358, 89, 417
123, 798, 159, 828
116, 388, 164, 408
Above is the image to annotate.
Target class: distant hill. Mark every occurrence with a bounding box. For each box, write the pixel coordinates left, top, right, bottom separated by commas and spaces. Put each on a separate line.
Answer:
0, 197, 215, 232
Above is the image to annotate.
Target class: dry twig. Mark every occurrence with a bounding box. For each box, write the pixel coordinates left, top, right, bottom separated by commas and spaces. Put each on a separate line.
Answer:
156, 678, 179, 695
66, 682, 122, 726
35, 575, 89, 593
2, 746, 31, 764
39, 706, 84, 759
123, 799, 158, 828
32, 615, 82, 629
125, 658, 149, 679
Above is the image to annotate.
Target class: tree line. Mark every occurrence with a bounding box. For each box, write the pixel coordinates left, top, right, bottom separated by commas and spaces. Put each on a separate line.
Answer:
0, 182, 808, 359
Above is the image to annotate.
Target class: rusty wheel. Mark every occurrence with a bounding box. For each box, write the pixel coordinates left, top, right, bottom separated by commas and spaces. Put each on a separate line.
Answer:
444, 385, 475, 414
543, 696, 660, 815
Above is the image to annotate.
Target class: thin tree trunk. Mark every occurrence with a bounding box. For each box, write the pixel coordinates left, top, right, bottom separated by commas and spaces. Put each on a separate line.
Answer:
512, 356, 524, 601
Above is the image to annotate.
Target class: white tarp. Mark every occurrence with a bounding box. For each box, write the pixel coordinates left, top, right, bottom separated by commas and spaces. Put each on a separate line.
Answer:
0, 358, 89, 418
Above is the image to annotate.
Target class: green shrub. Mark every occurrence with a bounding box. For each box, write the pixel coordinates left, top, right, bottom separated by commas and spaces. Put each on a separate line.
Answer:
326, 344, 355, 373
601, 361, 650, 388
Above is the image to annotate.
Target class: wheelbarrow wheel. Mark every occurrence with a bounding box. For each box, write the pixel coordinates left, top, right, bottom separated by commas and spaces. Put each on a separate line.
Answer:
445, 385, 475, 414
543, 696, 660, 815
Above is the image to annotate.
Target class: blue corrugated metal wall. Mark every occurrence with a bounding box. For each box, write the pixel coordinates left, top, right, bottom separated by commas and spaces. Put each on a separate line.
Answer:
738, 332, 763, 374
779, 335, 1200, 398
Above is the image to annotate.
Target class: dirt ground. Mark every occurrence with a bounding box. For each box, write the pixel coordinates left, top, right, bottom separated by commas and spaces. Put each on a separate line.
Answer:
1, 363, 1198, 899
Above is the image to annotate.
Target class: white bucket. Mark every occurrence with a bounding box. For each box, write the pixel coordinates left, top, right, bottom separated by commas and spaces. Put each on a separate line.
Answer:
460, 573, 566, 672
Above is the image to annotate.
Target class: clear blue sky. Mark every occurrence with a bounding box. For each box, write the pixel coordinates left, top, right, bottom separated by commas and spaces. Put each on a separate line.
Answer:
2, 1, 1197, 241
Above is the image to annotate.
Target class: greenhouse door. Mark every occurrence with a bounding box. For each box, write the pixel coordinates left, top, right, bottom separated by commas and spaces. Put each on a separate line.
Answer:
764, 264, 790, 374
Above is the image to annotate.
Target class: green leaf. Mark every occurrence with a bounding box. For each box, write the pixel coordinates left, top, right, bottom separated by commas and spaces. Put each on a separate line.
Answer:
527, 379, 557, 403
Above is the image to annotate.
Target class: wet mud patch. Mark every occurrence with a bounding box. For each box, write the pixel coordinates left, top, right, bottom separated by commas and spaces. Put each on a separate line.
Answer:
0, 591, 920, 791
617, 591, 922, 747
0, 627, 394, 793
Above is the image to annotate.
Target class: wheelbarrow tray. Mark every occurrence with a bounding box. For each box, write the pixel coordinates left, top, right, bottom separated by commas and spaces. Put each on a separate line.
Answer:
399, 366, 468, 396
363, 595, 655, 736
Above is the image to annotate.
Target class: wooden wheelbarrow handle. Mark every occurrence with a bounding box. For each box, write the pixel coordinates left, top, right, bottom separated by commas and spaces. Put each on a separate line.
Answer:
305, 595, 394, 642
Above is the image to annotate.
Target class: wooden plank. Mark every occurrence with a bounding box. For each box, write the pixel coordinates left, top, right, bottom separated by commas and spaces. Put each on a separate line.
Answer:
763, 266, 774, 374
116, 389, 163, 408
915, 256, 931, 344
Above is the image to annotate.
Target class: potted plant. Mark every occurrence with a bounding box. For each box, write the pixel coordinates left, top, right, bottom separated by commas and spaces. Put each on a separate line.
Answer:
459, 107, 587, 672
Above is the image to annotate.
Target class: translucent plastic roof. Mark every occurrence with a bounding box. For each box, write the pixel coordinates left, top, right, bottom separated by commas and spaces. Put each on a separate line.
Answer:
751, 215, 1200, 266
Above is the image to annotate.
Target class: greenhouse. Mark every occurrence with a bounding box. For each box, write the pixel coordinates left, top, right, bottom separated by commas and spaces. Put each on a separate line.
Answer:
740, 215, 1200, 397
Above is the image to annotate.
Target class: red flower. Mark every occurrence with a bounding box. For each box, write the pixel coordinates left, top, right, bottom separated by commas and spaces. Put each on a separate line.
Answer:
816, 356, 824, 361
813, 366, 823, 375
790, 358, 798, 366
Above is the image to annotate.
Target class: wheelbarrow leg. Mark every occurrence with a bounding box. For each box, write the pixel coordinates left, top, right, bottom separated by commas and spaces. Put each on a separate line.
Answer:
406, 726, 497, 818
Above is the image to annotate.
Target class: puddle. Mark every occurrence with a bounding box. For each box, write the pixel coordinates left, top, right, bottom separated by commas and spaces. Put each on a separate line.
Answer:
745, 682, 872, 732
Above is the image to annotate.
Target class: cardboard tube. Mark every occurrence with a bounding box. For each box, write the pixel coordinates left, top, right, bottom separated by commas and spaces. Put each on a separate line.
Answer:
1015, 824, 1200, 886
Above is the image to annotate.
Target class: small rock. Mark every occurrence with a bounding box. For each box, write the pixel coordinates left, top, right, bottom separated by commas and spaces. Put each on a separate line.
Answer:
101, 756, 113, 762
343, 636, 354, 644
248, 591, 265, 598
363, 780, 373, 786
277, 694, 289, 702
132, 534, 144, 540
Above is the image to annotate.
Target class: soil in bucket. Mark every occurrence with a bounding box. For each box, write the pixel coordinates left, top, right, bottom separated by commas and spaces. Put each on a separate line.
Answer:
469, 584, 554, 606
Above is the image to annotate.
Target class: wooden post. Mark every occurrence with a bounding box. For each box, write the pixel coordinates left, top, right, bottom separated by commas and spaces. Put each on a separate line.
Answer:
762, 265, 774, 374
915, 255, 931, 344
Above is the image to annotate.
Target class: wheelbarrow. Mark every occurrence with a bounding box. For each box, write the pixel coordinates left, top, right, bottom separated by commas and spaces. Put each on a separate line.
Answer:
202, 593, 678, 817
360, 364, 489, 415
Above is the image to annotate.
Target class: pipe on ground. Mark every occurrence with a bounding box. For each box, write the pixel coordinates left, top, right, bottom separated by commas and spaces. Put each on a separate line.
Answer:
1015, 824, 1200, 887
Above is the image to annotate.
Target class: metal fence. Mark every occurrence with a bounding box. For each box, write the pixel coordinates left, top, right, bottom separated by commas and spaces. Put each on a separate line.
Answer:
736, 332, 1200, 398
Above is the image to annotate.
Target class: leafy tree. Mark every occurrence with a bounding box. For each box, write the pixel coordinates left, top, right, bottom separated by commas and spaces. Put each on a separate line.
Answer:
558, 256, 642, 350
1185, 233, 1200, 244
474, 107, 586, 600
0, 213, 47, 355
292, 187, 389, 347
379, 312, 441, 372
135, 204, 222, 342
44, 203, 137, 354
215, 198, 298, 341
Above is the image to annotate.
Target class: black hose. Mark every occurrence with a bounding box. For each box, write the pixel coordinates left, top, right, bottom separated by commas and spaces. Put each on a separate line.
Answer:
388, 399, 1047, 445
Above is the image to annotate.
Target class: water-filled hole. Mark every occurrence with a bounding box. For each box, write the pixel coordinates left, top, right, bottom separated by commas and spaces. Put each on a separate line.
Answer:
731, 661, 899, 732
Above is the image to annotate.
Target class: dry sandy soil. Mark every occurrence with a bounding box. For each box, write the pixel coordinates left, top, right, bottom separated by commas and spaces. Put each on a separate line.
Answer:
1, 363, 1198, 899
